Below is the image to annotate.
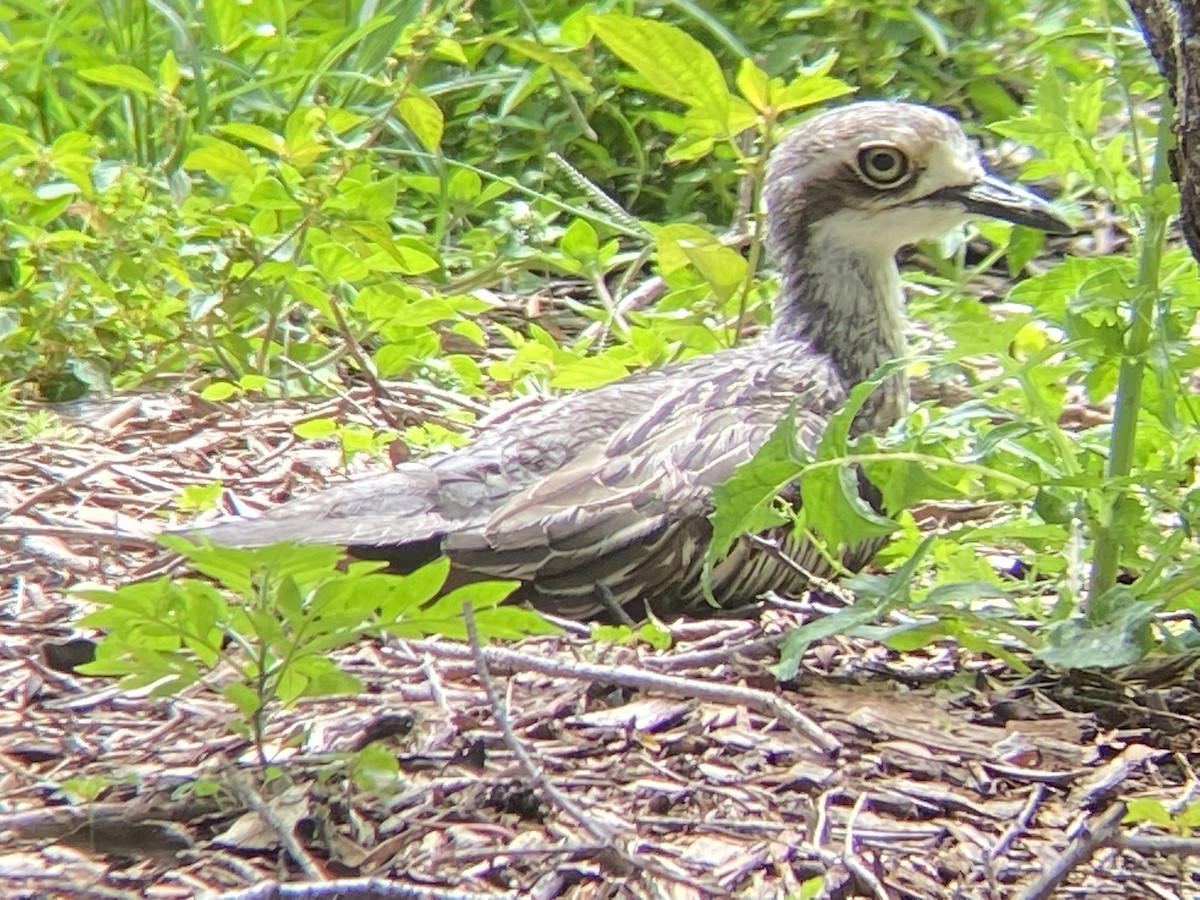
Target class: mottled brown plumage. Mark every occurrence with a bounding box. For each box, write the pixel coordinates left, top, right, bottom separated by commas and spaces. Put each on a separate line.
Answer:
196, 102, 1071, 620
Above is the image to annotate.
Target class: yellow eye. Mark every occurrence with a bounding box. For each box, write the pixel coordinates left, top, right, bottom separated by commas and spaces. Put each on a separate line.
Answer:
856, 144, 911, 188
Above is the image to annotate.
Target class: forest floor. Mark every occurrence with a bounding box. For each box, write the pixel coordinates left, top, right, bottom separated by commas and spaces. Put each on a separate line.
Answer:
3, 335, 1200, 899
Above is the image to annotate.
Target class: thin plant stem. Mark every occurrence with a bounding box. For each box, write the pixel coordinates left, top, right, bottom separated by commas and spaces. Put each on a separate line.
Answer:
1086, 102, 1174, 606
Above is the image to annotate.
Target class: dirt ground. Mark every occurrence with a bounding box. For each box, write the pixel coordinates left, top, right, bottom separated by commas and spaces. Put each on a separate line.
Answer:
4, 381, 1200, 899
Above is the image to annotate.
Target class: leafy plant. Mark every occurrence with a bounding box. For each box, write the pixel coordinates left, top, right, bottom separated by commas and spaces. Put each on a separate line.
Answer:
1124, 797, 1200, 833
76, 537, 556, 762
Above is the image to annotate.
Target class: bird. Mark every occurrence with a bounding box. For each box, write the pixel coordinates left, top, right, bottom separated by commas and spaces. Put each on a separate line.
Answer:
195, 101, 1072, 621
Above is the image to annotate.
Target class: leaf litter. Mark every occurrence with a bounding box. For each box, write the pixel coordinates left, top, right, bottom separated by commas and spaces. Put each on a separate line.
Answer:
2, 369, 1200, 898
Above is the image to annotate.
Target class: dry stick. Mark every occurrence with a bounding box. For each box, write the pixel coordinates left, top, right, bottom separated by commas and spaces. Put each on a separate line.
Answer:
460, 605, 615, 848
0, 522, 159, 549
458, 607, 734, 899
1014, 803, 1126, 900
578, 275, 666, 345
843, 793, 890, 900
226, 766, 328, 882
5, 455, 135, 518
641, 632, 785, 671
987, 782, 1047, 896
419, 654, 451, 715
276, 354, 392, 426
384, 381, 490, 417
407, 638, 841, 755
1121, 833, 1200, 855
213, 877, 509, 900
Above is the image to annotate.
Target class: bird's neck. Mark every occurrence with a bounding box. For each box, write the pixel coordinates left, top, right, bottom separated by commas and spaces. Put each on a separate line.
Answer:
768, 238, 908, 431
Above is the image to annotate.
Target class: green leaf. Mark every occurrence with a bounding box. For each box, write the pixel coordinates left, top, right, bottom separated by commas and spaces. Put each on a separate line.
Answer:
447, 168, 481, 202
350, 744, 402, 792
311, 240, 371, 283
550, 355, 630, 389
378, 558, 451, 620
294, 418, 338, 439
183, 141, 257, 182
561, 218, 599, 260
200, 381, 238, 401
1036, 593, 1161, 669
492, 36, 591, 90
78, 64, 158, 96
398, 94, 444, 152
771, 536, 936, 680
175, 481, 224, 514
707, 415, 800, 568
1123, 798, 1172, 827
735, 59, 770, 112
591, 14, 732, 127
678, 240, 746, 303
159, 51, 180, 95
799, 464, 897, 549
223, 682, 262, 718
217, 123, 285, 154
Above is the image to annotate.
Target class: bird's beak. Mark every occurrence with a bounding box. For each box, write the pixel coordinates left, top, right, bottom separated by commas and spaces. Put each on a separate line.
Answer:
931, 175, 1074, 234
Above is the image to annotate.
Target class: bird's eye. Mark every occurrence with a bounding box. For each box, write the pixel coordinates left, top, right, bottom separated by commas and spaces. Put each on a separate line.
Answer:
855, 144, 911, 189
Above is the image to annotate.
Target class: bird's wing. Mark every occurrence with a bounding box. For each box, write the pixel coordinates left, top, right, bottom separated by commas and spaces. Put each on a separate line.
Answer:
194, 343, 845, 615
191, 371, 677, 549
442, 352, 845, 612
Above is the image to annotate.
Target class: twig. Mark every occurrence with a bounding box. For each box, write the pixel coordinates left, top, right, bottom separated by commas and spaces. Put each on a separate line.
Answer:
460, 604, 614, 846
578, 276, 666, 345
1121, 833, 1200, 856
324, 295, 401, 425
1014, 803, 1126, 900
987, 783, 1046, 894
0, 523, 158, 549
5, 456, 135, 519
843, 793, 889, 900
641, 632, 784, 671
458, 607, 735, 898
403, 638, 841, 755
213, 878, 511, 899
419, 654, 451, 715
991, 781, 1046, 864
226, 767, 328, 881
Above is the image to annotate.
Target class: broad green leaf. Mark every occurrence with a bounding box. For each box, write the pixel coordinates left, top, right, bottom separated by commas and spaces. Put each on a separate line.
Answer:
550, 354, 630, 389
561, 218, 600, 259
735, 58, 770, 112
1123, 798, 1172, 826
1036, 593, 1161, 669
652, 223, 723, 276
773, 69, 853, 112
591, 14, 731, 127
678, 240, 746, 303
311, 240, 371, 282
294, 418, 338, 439
183, 141, 257, 182
707, 414, 801, 567
217, 123, 284, 154
799, 463, 897, 549
200, 381, 237, 401
492, 36, 591, 90
78, 64, 158, 96
447, 168, 481, 202
159, 50, 180, 95
398, 94, 444, 152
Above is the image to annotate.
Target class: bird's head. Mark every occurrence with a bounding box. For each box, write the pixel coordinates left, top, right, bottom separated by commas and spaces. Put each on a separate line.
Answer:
764, 101, 1073, 262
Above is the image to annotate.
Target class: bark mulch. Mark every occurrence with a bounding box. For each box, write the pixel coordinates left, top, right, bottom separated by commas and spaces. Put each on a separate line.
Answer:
3, 388, 1199, 899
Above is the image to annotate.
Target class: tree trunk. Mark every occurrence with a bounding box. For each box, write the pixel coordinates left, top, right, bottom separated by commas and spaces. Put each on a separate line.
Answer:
1128, 0, 1200, 260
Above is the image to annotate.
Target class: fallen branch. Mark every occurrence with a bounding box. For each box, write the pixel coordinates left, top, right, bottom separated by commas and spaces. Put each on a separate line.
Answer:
402, 638, 841, 755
